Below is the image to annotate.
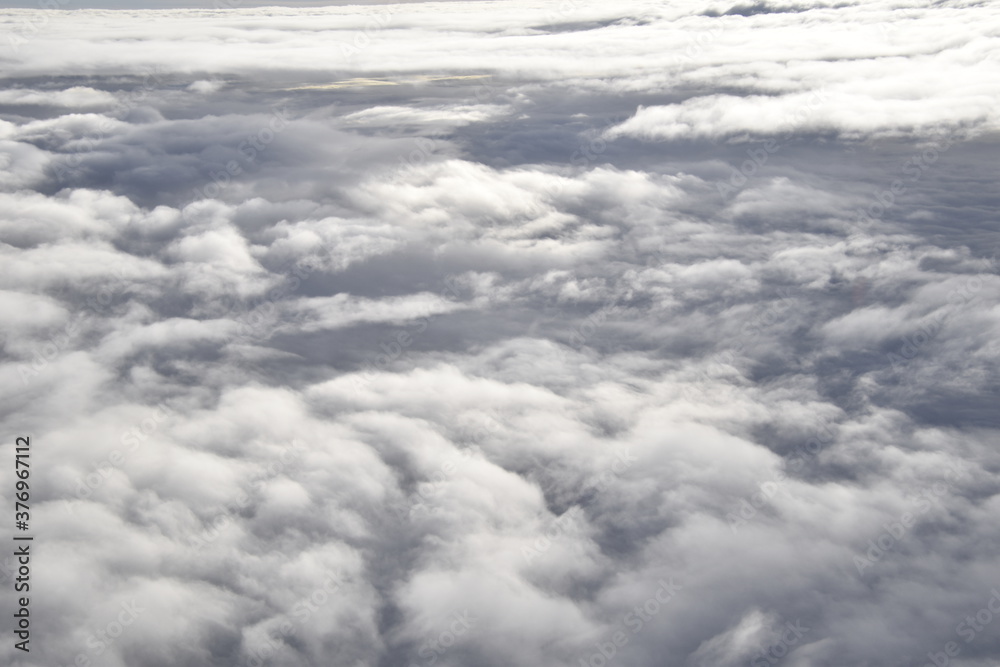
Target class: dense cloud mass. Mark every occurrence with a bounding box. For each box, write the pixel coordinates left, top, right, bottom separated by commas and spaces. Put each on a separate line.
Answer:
1, 1, 999, 666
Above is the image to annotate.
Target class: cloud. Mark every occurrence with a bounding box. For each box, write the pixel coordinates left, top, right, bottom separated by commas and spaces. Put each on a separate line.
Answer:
0, 86, 118, 109
1, 1, 999, 667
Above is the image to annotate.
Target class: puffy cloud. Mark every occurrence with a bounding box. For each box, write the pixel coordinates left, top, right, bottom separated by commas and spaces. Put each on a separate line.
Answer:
1, 1, 999, 667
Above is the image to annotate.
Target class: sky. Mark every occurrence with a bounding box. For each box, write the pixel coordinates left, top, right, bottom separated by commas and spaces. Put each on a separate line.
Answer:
1, 1, 999, 666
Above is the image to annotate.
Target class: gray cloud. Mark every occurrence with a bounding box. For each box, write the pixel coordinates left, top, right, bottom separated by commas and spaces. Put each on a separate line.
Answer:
1, 1, 999, 667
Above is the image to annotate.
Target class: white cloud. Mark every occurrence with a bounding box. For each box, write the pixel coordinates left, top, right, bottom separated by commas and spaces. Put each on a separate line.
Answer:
1, 2, 999, 666
0, 86, 118, 109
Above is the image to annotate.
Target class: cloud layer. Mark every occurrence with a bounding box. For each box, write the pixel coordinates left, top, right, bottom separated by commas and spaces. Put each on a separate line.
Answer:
1, 2, 999, 667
